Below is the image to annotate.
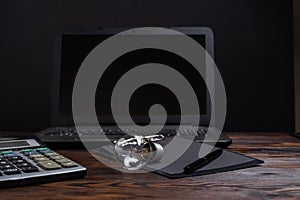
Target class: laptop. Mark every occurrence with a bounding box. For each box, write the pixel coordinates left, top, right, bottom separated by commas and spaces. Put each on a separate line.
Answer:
36, 27, 232, 148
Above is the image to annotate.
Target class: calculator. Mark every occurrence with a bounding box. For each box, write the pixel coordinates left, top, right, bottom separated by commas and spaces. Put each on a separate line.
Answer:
0, 137, 86, 188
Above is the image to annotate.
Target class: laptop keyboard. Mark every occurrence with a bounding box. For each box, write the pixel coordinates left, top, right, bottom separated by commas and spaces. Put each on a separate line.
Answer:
42, 126, 209, 138
36, 126, 232, 148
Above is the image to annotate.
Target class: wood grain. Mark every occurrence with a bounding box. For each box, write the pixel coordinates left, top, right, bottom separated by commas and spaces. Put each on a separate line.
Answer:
0, 132, 299, 200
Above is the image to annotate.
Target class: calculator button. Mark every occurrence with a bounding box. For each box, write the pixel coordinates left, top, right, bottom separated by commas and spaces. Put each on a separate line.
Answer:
16, 162, 32, 168
36, 148, 49, 151
23, 151, 39, 156
20, 149, 34, 152
0, 161, 9, 165
1, 150, 14, 154
29, 154, 43, 159
39, 150, 53, 154
34, 157, 49, 162
44, 152, 58, 157
3, 153, 18, 157
7, 156, 22, 161
0, 164, 15, 170
21, 166, 39, 173
38, 161, 61, 170
55, 158, 71, 163
4, 168, 21, 175
49, 155, 65, 160
61, 161, 78, 168
11, 159, 26, 164
22, 149, 37, 153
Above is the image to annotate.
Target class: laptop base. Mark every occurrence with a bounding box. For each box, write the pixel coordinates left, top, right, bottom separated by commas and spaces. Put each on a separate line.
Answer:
36, 125, 232, 149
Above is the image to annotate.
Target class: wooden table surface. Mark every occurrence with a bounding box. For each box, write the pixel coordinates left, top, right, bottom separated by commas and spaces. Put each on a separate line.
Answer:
0, 132, 299, 200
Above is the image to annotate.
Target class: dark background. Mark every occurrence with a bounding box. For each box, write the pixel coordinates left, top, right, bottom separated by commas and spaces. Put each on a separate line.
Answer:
0, 0, 294, 132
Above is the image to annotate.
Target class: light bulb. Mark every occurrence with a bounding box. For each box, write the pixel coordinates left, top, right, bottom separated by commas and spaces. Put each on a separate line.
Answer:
114, 136, 154, 171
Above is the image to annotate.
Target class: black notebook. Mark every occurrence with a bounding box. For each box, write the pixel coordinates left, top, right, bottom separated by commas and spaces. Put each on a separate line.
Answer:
290, 132, 300, 139
94, 138, 263, 179
148, 142, 263, 179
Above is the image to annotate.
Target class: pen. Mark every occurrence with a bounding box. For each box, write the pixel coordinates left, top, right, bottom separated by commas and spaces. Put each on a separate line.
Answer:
183, 148, 223, 174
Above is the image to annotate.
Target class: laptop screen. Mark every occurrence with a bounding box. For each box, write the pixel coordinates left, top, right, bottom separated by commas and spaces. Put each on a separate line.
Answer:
58, 33, 209, 124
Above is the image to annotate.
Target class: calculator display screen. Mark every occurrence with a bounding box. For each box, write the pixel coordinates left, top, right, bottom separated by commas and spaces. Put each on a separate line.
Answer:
0, 141, 29, 148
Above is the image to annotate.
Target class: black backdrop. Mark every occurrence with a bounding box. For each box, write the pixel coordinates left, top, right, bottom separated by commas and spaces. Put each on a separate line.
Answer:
0, 0, 294, 131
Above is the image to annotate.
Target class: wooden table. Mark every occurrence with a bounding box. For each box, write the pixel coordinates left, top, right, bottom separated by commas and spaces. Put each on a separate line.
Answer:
0, 132, 300, 200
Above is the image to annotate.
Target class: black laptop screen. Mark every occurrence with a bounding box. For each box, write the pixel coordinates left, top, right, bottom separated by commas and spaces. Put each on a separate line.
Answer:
59, 34, 208, 119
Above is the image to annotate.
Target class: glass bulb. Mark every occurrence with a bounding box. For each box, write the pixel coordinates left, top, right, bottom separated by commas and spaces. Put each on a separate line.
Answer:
114, 136, 154, 171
